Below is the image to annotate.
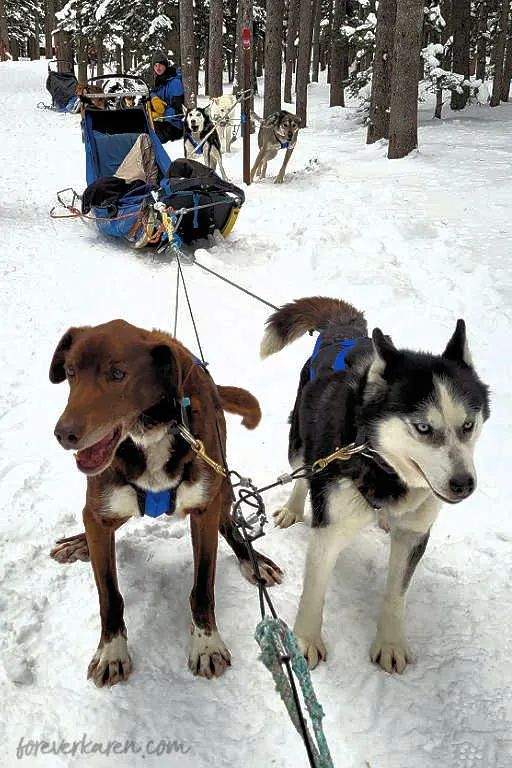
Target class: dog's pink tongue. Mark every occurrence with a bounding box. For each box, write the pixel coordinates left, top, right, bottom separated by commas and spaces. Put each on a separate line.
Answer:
76, 429, 119, 472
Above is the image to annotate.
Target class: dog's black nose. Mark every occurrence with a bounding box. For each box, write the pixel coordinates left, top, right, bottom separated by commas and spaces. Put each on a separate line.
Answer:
54, 422, 82, 449
449, 474, 475, 498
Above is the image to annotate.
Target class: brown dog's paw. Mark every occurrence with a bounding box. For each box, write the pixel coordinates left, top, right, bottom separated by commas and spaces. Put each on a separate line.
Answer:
50, 533, 90, 563
188, 625, 231, 679
239, 550, 283, 586
87, 634, 132, 687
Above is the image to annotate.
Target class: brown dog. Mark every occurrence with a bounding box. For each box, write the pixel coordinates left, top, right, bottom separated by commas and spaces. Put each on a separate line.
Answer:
250, 110, 301, 184
49, 320, 282, 686
76, 82, 105, 110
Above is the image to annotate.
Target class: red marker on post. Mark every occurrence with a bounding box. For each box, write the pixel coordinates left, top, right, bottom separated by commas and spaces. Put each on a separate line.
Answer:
242, 27, 251, 185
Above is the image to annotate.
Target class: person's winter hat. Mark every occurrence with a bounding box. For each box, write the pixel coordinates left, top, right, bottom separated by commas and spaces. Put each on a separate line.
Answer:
151, 51, 169, 67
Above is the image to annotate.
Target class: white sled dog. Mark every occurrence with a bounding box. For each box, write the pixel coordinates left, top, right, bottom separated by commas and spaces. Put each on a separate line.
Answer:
208, 94, 237, 153
261, 296, 490, 673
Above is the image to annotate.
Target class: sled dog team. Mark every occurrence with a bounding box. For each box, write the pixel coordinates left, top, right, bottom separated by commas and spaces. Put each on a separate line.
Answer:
51, 296, 489, 687
182, 99, 302, 184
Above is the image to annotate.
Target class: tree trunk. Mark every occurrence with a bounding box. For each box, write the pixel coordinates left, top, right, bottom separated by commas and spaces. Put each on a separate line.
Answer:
388, 0, 424, 159
96, 35, 104, 77
367, 0, 396, 141
296, 0, 314, 124
55, 31, 73, 71
476, 0, 488, 81
234, 0, 254, 130
284, 0, 300, 102
264, 0, 285, 116
0, 0, 9, 60
208, 0, 223, 96
330, 0, 347, 107
490, 0, 510, 105
179, 0, 198, 106
501, 25, 512, 101
311, 0, 322, 82
77, 36, 88, 81
450, 0, 470, 109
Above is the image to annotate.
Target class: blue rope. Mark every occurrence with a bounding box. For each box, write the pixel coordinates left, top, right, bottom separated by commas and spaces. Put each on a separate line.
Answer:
255, 616, 334, 768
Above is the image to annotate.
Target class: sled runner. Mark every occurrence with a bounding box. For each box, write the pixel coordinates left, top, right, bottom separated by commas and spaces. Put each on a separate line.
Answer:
52, 75, 244, 254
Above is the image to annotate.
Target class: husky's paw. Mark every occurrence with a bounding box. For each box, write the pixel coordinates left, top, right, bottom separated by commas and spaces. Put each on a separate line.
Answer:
50, 532, 90, 563
273, 506, 301, 528
370, 634, 414, 674
188, 626, 231, 679
295, 635, 327, 670
240, 550, 283, 586
87, 633, 132, 687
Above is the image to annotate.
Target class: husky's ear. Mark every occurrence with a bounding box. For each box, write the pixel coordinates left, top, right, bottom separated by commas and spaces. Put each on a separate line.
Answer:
367, 328, 399, 384
442, 319, 473, 366
49, 327, 85, 383
182, 104, 188, 116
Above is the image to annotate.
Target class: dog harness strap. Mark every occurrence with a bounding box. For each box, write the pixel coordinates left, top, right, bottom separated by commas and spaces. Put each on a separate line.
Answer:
189, 137, 203, 155
131, 485, 177, 517
309, 336, 363, 381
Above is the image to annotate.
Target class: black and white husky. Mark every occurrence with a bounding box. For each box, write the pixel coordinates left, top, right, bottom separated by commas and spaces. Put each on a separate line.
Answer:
182, 106, 229, 181
261, 297, 490, 673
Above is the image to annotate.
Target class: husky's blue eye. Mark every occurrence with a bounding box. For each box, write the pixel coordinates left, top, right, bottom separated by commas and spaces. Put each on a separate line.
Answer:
414, 422, 431, 435
67, 366, 75, 378
462, 419, 474, 432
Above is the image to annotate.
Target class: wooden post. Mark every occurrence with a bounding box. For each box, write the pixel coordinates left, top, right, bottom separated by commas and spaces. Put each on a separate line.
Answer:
242, 27, 251, 185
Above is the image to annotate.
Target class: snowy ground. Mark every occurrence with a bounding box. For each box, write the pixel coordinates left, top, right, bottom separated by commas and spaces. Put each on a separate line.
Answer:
1, 60, 511, 768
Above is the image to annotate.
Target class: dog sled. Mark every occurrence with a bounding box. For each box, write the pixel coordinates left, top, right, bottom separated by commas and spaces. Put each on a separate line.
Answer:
38, 60, 80, 113
52, 75, 244, 253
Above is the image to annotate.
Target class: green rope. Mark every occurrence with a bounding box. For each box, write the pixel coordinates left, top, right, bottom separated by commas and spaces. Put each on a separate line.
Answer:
255, 616, 334, 768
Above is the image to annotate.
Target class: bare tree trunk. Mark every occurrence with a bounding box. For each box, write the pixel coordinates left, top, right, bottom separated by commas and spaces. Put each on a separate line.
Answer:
311, 0, 322, 81
367, 0, 396, 140
208, 0, 223, 96
77, 36, 88, 81
284, 0, 300, 102
476, 0, 488, 81
55, 31, 73, 71
44, 0, 55, 58
0, 0, 9, 60
450, 0, 470, 109
96, 35, 104, 77
296, 0, 314, 124
330, 0, 347, 106
122, 38, 131, 71
234, 0, 254, 130
264, 0, 285, 115
179, 0, 198, 106
490, 0, 510, 105
388, 0, 424, 159
501, 24, 512, 101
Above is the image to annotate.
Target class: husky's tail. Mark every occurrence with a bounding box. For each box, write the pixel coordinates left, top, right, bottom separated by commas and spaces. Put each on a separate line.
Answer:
260, 296, 366, 358
217, 385, 261, 429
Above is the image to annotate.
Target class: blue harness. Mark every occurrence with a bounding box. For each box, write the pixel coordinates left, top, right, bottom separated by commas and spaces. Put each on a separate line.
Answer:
132, 357, 206, 518
309, 336, 363, 381
187, 136, 203, 155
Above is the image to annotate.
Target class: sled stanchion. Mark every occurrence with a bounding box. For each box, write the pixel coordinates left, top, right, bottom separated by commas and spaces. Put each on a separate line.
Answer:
242, 27, 252, 185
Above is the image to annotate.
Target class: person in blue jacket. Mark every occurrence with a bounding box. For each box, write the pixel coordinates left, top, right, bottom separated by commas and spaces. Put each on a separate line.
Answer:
150, 51, 184, 142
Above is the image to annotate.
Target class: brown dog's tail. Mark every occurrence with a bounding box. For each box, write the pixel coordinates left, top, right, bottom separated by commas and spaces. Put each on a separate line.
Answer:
260, 296, 366, 358
217, 386, 261, 430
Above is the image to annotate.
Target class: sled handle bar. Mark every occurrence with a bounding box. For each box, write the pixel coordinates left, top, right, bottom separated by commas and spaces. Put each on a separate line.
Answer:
84, 74, 150, 96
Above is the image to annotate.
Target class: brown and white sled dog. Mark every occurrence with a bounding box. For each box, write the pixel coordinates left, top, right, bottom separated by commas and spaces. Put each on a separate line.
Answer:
261, 297, 489, 673
250, 110, 301, 184
49, 320, 281, 686
182, 105, 229, 181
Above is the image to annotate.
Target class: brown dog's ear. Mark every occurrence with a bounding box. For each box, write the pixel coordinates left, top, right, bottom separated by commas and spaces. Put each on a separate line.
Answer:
49, 327, 84, 383
150, 344, 181, 400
